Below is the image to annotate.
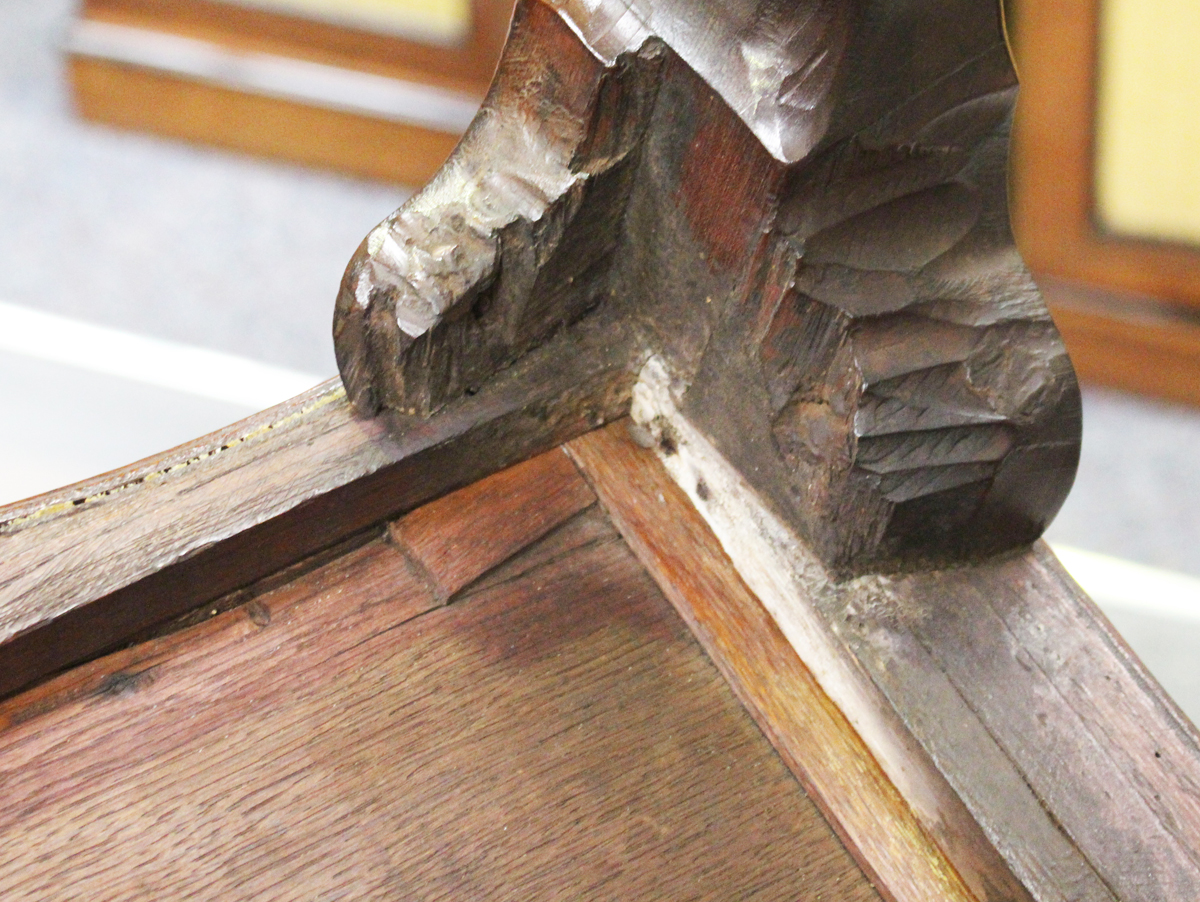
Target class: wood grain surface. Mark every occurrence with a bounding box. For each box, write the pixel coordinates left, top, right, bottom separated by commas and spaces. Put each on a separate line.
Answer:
877, 549, 1200, 900
567, 424, 987, 902
389, 448, 595, 598
0, 317, 637, 700
0, 450, 879, 902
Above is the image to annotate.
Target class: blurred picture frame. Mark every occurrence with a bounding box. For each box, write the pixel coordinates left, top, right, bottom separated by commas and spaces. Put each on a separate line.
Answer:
1010, 0, 1200, 405
66, 0, 515, 185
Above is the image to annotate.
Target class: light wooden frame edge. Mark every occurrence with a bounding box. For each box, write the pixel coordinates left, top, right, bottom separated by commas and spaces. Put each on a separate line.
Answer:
1012, 0, 1200, 406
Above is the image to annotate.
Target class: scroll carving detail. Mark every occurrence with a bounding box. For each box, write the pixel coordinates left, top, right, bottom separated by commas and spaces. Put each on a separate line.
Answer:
334, 0, 1081, 572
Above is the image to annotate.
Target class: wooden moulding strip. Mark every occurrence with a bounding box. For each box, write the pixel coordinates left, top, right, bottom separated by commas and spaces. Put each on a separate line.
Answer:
66, 14, 481, 185
0, 319, 639, 700
567, 423, 986, 902
571, 358, 1200, 901
388, 448, 597, 600
877, 549, 1200, 900
79, 0, 512, 91
70, 55, 462, 185
66, 19, 483, 133
1012, 0, 1200, 311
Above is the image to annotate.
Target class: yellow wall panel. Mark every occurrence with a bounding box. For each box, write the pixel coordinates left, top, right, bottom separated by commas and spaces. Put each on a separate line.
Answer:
226, 0, 472, 45
1095, 0, 1200, 246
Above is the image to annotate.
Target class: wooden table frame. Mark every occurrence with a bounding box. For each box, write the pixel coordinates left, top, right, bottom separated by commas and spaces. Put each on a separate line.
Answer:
4, 377, 1199, 900
5, 1, 1200, 897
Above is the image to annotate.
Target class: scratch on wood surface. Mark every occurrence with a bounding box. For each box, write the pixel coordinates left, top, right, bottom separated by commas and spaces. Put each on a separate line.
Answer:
0, 381, 346, 534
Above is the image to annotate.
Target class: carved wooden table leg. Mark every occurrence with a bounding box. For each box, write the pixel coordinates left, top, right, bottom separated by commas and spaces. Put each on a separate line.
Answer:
335, 0, 1081, 575
330, 2, 1200, 901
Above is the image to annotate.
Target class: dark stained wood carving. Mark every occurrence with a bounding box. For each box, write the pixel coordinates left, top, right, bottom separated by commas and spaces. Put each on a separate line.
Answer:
335, 0, 1082, 572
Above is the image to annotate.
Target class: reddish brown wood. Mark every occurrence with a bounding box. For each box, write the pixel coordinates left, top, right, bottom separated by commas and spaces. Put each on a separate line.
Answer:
389, 448, 594, 598
7, 0, 1197, 897
0, 537, 435, 732
0, 320, 633, 699
566, 423, 990, 902
571, 418, 1200, 901
457, 503, 616, 600
0, 459, 879, 902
